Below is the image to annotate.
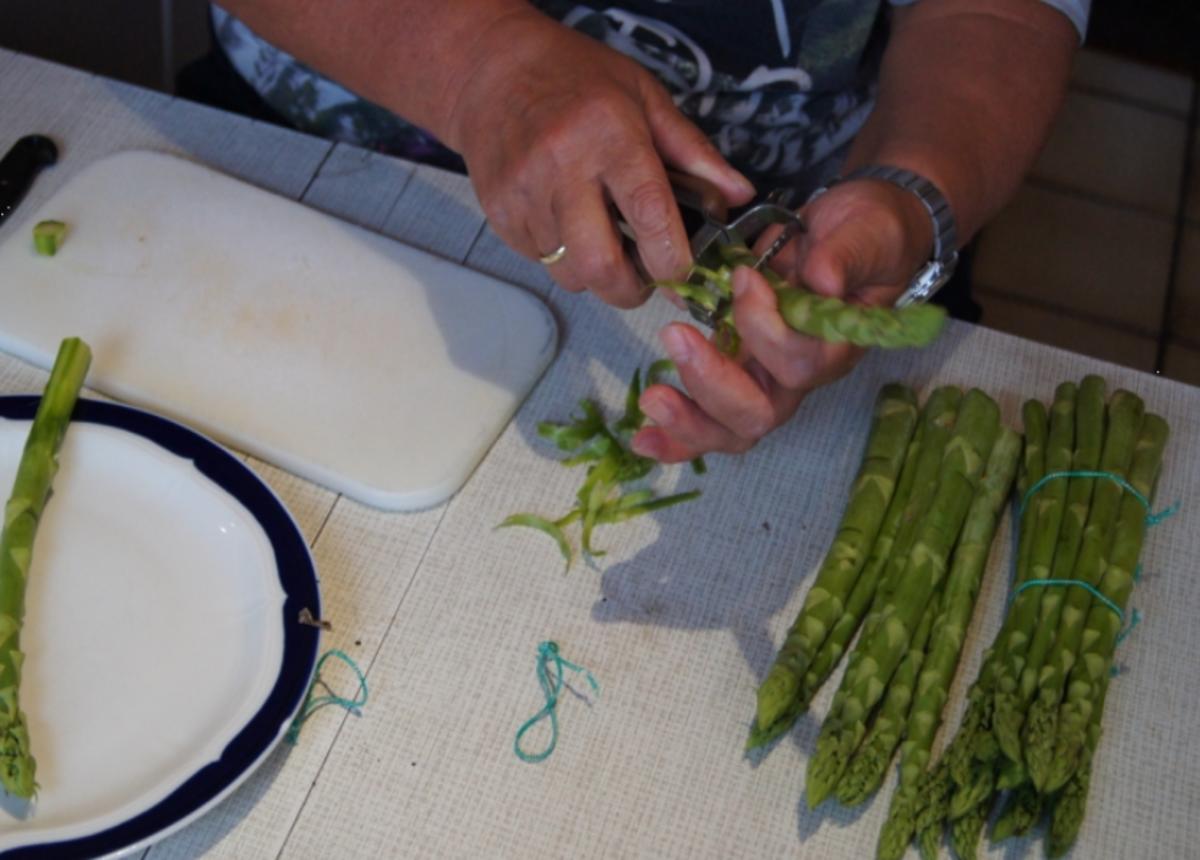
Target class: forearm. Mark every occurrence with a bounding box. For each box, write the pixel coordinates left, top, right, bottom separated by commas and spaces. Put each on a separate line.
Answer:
845, 0, 1078, 245
216, 0, 536, 143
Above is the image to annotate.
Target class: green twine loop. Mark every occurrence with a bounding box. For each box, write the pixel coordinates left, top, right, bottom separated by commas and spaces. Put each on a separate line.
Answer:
1013, 579, 1124, 622
514, 641, 599, 763
1019, 470, 1179, 527
1011, 578, 1144, 657
286, 649, 369, 745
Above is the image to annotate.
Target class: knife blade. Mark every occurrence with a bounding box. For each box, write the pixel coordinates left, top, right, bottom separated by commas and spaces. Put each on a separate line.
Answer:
0, 135, 59, 227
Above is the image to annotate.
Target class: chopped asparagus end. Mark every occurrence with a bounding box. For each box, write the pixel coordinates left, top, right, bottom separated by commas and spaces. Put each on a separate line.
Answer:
33, 220, 68, 256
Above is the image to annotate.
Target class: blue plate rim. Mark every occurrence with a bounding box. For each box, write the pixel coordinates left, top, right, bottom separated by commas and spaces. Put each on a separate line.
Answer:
0, 396, 321, 859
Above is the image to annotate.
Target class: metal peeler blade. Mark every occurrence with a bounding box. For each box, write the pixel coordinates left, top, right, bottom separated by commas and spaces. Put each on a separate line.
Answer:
684, 202, 806, 328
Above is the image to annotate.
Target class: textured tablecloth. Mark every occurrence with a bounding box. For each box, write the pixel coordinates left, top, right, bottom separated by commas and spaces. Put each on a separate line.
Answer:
1, 46, 1198, 860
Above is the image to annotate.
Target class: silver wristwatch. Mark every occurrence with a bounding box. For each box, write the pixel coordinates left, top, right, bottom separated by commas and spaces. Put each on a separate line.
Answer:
809, 164, 958, 307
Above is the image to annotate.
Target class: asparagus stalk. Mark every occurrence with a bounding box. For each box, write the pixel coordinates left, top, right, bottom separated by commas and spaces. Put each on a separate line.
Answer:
1047, 672, 1111, 857
0, 337, 92, 798
655, 246, 947, 350
991, 382, 1076, 764
835, 589, 942, 807
949, 795, 993, 860
990, 781, 1043, 842
755, 384, 919, 732
806, 389, 1000, 808
1023, 388, 1143, 790
1049, 413, 1168, 791
876, 427, 1020, 860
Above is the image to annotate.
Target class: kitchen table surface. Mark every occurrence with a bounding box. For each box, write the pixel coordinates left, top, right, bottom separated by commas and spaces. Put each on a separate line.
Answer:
1, 48, 1198, 860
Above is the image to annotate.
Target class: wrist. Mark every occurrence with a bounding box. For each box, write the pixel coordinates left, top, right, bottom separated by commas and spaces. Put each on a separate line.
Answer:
438, 5, 555, 152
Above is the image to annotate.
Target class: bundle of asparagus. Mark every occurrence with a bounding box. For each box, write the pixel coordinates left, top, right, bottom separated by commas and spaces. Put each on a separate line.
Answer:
899, 377, 1170, 860
751, 385, 1020, 821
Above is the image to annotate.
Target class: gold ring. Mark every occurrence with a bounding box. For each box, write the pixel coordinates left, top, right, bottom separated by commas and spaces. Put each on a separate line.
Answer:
538, 244, 568, 266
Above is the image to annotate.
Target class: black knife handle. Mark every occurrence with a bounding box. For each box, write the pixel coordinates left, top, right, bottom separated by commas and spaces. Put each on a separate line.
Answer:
0, 135, 59, 226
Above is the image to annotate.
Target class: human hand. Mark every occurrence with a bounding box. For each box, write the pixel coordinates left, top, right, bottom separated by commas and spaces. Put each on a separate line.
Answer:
631, 176, 936, 461
443, 9, 754, 308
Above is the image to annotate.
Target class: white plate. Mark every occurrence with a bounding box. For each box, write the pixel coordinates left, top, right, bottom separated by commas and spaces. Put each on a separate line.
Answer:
0, 397, 320, 858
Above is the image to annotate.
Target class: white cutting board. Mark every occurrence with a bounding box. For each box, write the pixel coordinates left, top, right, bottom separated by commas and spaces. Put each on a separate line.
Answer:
0, 150, 557, 510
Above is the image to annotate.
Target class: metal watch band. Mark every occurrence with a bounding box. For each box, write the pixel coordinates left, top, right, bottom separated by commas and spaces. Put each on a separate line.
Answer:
808, 164, 959, 306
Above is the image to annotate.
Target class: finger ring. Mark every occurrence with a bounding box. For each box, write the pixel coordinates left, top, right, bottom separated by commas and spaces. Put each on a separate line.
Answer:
538, 244, 568, 266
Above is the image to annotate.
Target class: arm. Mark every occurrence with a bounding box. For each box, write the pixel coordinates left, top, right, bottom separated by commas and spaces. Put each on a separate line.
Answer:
846, 0, 1079, 245
634, 0, 1078, 462
217, 1, 754, 306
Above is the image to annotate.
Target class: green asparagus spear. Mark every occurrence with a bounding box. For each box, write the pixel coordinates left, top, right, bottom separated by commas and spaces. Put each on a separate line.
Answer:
992, 383, 1076, 764
755, 384, 919, 732
949, 795, 992, 860
835, 589, 942, 807
807, 389, 1000, 808
1013, 400, 1049, 593
1023, 388, 1143, 790
990, 781, 1043, 842
1049, 413, 1168, 791
876, 428, 1020, 860
998, 376, 1106, 764
655, 246, 947, 350
1047, 672, 1110, 857
0, 336, 92, 798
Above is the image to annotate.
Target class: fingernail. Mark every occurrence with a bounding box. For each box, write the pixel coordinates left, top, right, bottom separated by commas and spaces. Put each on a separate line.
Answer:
642, 394, 676, 425
631, 434, 660, 458
660, 326, 693, 364
732, 171, 756, 198
731, 267, 753, 298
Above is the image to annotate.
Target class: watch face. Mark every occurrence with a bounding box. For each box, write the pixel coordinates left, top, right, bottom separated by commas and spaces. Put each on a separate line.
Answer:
897, 259, 956, 307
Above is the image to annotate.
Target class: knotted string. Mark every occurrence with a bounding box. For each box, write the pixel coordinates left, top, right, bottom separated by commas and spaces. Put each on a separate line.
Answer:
514, 641, 600, 763
1019, 470, 1179, 526
286, 649, 369, 745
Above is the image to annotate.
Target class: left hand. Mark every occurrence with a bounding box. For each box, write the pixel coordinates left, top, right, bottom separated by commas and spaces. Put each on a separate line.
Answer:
631, 176, 937, 462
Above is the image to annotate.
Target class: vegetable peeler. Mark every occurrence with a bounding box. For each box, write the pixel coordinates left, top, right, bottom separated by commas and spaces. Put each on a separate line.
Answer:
617, 174, 806, 329
683, 196, 806, 328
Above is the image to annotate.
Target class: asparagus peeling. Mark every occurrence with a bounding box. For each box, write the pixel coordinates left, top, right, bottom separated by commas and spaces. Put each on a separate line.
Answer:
497, 361, 702, 570
0, 336, 92, 798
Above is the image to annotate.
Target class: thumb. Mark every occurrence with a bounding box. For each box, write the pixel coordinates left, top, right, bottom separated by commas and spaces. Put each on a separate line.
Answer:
799, 209, 918, 300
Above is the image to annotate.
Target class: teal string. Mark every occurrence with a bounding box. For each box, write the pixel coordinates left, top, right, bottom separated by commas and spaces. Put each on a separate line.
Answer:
1013, 578, 1125, 622
1019, 470, 1179, 526
1116, 607, 1143, 645
286, 649, 369, 745
514, 641, 600, 763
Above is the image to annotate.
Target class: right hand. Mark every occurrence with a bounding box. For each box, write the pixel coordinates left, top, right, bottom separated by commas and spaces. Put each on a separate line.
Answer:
443, 8, 755, 308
